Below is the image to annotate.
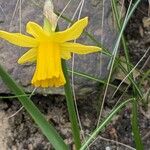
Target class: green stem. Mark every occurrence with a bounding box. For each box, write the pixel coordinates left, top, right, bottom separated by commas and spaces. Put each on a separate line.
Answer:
62, 60, 81, 150
0, 64, 68, 150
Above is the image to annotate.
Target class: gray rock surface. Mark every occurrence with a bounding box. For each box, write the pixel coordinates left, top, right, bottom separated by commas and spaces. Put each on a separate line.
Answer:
0, 0, 117, 95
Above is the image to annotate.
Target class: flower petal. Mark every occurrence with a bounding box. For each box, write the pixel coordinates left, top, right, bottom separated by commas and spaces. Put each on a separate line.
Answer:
26, 22, 47, 38
60, 42, 101, 55
54, 17, 88, 42
60, 50, 71, 60
0, 30, 38, 47
18, 48, 37, 64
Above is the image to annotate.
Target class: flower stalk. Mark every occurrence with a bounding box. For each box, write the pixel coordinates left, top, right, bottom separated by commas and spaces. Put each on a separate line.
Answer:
62, 60, 81, 150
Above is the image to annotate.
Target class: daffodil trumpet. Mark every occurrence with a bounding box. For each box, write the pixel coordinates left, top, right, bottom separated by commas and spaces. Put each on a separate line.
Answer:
0, 17, 101, 87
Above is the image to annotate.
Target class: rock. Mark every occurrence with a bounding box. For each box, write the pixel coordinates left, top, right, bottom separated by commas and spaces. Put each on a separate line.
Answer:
0, 0, 117, 95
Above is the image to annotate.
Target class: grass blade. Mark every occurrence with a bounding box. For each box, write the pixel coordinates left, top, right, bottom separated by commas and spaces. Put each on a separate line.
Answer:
111, 1, 144, 149
80, 98, 134, 150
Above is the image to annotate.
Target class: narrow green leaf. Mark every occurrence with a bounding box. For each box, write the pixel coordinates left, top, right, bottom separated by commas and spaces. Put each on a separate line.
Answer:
131, 99, 144, 150
0, 64, 68, 150
67, 69, 115, 86
0, 94, 34, 99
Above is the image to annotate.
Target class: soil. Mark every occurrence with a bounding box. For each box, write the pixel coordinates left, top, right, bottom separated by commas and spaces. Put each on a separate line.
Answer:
0, 91, 150, 150
0, 1, 150, 150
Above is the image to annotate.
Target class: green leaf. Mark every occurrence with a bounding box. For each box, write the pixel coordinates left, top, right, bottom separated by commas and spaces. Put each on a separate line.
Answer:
0, 64, 68, 150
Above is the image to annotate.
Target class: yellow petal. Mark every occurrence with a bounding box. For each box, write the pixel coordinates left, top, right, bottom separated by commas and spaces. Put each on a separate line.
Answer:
26, 22, 47, 38
0, 30, 38, 47
18, 48, 37, 64
54, 17, 88, 42
60, 50, 71, 60
60, 42, 101, 55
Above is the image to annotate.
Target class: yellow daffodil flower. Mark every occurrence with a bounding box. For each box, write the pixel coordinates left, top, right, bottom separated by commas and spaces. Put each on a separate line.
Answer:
0, 17, 101, 87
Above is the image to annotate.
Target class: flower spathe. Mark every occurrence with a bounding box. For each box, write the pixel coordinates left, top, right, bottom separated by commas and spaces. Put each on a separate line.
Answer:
0, 17, 101, 87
